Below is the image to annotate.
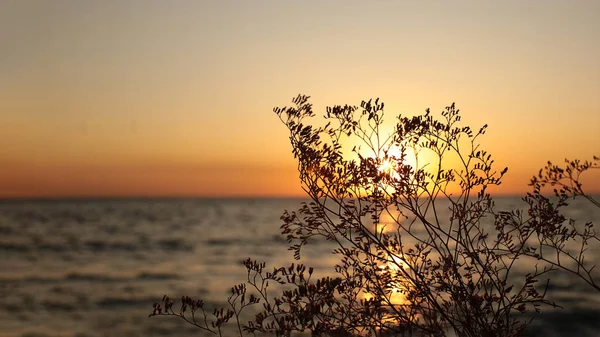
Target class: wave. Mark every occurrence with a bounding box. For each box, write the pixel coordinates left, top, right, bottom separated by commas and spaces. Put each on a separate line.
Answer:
0, 270, 182, 285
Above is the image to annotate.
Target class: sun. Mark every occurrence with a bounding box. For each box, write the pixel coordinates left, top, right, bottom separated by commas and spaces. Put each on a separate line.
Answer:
372, 148, 419, 196
375, 146, 422, 178
378, 157, 397, 176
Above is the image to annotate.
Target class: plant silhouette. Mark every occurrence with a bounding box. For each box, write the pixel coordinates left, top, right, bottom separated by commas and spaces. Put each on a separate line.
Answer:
150, 95, 599, 337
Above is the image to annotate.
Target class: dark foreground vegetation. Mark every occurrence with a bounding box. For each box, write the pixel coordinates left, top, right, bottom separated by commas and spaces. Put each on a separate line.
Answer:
150, 96, 599, 337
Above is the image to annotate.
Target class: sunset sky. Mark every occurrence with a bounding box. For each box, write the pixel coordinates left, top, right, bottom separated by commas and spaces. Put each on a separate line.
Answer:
1, 0, 599, 198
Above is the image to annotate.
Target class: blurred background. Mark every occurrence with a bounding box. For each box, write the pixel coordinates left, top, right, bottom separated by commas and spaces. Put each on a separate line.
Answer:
1, 1, 599, 336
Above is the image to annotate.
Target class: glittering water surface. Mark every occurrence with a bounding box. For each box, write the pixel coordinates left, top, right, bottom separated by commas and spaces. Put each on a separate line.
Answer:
0, 197, 599, 337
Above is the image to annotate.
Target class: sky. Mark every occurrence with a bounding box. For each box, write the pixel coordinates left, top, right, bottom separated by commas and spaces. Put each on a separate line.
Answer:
1, 0, 599, 198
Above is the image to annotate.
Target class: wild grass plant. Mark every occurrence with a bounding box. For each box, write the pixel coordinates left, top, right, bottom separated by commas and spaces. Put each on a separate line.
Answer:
150, 96, 599, 337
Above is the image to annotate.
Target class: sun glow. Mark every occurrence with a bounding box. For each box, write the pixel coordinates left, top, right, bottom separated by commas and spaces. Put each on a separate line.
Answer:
362, 209, 413, 315
387, 252, 409, 304
361, 250, 412, 324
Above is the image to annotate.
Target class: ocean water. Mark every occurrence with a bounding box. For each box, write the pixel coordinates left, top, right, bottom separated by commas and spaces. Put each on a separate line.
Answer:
0, 197, 599, 337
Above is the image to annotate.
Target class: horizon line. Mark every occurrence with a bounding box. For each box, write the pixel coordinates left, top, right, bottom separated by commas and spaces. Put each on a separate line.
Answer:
3, 192, 592, 203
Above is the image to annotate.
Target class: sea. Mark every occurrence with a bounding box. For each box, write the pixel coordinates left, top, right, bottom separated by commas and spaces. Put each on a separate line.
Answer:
1, 197, 599, 337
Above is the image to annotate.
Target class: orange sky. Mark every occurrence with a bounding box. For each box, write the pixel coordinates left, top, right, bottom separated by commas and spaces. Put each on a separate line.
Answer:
1, 0, 599, 198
